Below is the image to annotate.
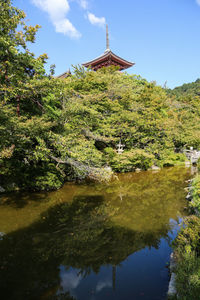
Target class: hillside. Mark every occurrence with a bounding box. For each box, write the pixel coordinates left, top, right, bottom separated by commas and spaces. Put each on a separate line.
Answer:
168, 79, 200, 97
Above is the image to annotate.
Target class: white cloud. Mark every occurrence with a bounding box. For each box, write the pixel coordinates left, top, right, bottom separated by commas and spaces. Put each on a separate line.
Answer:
87, 12, 106, 28
54, 19, 81, 38
197, 0, 200, 5
96, 279, 112, 292
78, 0, 88, 9
32, 0, 81, 38
60, 269, 82, 291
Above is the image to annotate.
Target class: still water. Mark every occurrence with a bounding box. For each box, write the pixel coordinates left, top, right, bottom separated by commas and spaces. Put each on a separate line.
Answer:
0, 167, 193, 300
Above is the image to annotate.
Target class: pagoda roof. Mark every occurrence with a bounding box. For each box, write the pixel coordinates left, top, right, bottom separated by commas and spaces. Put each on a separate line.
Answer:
82, 49, 135, 71
57, 69, 71, 79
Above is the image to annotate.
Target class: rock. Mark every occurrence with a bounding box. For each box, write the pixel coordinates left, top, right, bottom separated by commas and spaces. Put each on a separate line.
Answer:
89, 166, 114, 182
185, 179, 192, 183
151, 165, 160, 171
7, 182, 18, 191
135, 168, 141, 172
0, 232, 5, 240
186, 193, 192, 200
185, 161, 191, 167
0, 186, 5, 193
170, 253, 176, 272
168, 273, 177, 297
168, 253, 177, 297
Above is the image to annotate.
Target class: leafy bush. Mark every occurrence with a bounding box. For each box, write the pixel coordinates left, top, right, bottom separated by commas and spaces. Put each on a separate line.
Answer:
111, 149, 154, 172
190, 175, 200, 213
173, 216, 200, 299
172, 175, 200, 300
197, 158, 200, 170
159, 152, 186, 167
28, 164, 65, 191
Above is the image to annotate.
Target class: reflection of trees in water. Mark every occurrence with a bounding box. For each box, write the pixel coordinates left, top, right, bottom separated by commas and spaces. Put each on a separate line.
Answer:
78, 167, 190, 232
0, 193, 175, 300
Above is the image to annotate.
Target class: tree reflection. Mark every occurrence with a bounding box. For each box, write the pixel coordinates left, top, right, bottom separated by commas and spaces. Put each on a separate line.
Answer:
0, 193, 173, 300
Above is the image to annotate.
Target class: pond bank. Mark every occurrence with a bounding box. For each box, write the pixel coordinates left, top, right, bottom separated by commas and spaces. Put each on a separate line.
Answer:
0, 160, 192, 195
169, 172, 200, 300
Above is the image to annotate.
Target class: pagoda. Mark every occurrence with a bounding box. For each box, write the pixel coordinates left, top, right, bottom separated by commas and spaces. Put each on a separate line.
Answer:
57, 69, 71, 79
82, 25, 135, 71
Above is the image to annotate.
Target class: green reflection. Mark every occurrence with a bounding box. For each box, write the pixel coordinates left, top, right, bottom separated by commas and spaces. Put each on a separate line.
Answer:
0, 167, 192, 300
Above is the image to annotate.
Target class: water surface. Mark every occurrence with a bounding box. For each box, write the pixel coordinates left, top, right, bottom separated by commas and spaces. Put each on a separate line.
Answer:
0, 167, 192, 300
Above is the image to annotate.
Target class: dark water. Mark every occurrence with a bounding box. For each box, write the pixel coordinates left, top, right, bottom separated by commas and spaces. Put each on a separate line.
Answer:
0, 167, 193, 300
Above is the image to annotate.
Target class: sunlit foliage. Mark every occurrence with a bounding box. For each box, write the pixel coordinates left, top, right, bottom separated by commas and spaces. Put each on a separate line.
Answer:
1, 1, 200, 191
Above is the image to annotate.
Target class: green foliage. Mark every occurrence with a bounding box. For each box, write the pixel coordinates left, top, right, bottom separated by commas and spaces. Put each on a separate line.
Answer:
197, 158, 200, 170
189, 175, 200, 213
173, 216, 200, 300
111, 149, 154, 172
167, 80, 200, 148
172, 176, 200, 300
0, 59, 198, 191
174, 216, 200, 252
1, 1, 200, 191
158, 152, 186, 167
28, 164, 65, 191
168, 79, 200, 98
0, 0, 47, 88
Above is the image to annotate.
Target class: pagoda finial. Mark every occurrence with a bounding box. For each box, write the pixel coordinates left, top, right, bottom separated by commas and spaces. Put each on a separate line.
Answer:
106, 24, 110, 50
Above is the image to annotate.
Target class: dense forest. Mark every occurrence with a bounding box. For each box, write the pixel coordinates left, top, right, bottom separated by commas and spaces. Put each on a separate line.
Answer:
167, 78, 200, 97
1, 0, 200, 192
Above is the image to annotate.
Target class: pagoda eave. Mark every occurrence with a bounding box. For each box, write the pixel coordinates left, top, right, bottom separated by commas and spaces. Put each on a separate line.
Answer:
82, 50, 135, 71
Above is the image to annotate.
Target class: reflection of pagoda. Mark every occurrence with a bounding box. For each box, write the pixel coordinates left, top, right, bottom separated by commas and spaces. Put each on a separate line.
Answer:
82, 25, 135, 71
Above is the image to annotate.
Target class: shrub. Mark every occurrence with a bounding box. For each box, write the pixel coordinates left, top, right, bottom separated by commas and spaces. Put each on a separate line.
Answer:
110, 149, 154, 172
159, 152, 186, 167
190, 175, 200, 214
173, 216, 200, 299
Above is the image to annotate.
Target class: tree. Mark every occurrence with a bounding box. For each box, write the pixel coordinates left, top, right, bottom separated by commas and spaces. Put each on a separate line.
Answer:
0, 0, 48, 117
0, 0, 47, 86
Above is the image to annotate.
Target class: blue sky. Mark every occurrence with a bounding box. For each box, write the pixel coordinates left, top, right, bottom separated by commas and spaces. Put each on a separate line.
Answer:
14, 0, 200, 88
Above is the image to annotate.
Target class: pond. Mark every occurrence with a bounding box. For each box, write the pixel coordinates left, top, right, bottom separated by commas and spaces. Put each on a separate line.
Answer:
0, 166, 194, 300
